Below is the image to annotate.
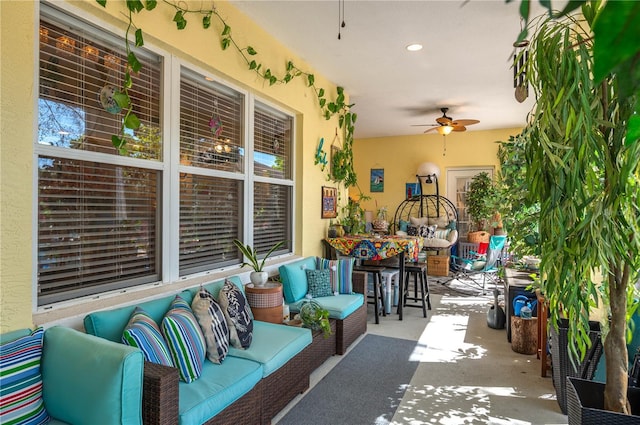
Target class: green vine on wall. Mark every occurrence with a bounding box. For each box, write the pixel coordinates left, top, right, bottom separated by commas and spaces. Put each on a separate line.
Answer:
97, 0, 358, 187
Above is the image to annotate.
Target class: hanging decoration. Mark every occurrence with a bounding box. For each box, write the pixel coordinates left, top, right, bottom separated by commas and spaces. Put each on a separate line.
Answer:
314, 137, 328, 171
513, 21, 529, 103
337, 0, 346, 40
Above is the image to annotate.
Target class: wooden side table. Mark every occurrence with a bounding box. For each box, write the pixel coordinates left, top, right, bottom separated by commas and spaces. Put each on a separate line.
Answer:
244, 282, 283, 324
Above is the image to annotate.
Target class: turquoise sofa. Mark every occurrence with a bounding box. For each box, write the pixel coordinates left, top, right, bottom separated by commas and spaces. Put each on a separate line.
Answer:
279, 256, 367, 354
0, 326, 144, 425
84, 276, 313, 425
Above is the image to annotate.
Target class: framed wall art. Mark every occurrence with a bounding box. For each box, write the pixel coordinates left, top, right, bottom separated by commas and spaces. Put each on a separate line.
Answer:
370, 168, 384, 192
405, 182, 421, 199
321, 186, 338, 219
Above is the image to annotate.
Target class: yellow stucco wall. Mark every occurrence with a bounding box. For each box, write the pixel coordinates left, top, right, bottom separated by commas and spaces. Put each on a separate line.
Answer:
0, 0, 342, 332
352, 128, 524, 217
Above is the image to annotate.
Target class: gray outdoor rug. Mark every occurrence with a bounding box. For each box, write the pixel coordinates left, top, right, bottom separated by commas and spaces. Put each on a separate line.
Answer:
278, 334, 419, 425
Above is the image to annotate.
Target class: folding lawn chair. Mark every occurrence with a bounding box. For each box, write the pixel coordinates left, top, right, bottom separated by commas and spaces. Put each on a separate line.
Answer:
449, 235, 507, 294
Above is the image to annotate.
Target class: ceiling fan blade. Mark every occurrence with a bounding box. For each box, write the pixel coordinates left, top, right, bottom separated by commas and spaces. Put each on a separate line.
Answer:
423, 127, 439, 133
411, 124, 437, 127
451, 125, 467, 132
451, 119, 480, 126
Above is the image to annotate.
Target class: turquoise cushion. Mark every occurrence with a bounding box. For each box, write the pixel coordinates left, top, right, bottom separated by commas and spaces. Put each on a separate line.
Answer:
42, 326, 143, 425
228, 321, 311, 377
288, 293, 364, 320
279, 257, 317, 302
122, 307, 174, 367
178, 356, 262, 425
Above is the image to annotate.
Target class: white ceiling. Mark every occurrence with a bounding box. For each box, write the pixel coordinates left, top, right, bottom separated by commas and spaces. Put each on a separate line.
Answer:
230, 0, 541, 139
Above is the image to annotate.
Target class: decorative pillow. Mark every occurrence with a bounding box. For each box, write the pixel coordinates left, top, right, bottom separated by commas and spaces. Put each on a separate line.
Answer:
306, 269, 333, 298
191, 287, 230, 364
407, 225, 418, 236
316, 257, 354, 294
427, 216, 449, 228
434, 229, 451, 240
161, 296, 207, 383
409, 216, 430, 227
123, 307, 173, 367
447, 220, 457, 230
0, 328, 51, 425
218, 279, 253, 349
399, 220, 409, 232
419, 224, 437, 238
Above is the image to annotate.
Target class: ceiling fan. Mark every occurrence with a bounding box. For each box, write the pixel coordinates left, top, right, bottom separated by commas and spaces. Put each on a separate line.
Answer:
412, 107, 480, 135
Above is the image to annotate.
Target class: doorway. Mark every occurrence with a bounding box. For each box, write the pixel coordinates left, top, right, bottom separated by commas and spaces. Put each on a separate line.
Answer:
446, 167, 494, 240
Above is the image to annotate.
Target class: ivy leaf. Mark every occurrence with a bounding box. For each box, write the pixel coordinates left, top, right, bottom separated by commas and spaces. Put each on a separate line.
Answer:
222, 24, 231, 36
318, 88, 324, 97
327, 102, 337, 113
203, 14, 211, 29
319, 98, 326, 108
283, 73, 292, 83
124, 113, 141, 130
221, 37, 231, 50
134, 29, 144, 47
126, 0, 144, 13
113, 92, 131, 108
269, 76, 277, 85
307, 74, 314, 87
286, 61, 294, 71
112, 135, 123, 148
144, 0, 157, 11
249, 60, 257, 70
246, 46, 257, 55
96, 0, 107, 7
173, 10, 187, 30
127, 51, 142, 73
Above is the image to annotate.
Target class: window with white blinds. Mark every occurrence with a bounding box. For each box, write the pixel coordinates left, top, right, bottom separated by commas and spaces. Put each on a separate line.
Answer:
38, 16, 161, 158
179, 69, 245, 275
36, 6, 162, 305
253, 103, 293, 254
38, 157, 160, 305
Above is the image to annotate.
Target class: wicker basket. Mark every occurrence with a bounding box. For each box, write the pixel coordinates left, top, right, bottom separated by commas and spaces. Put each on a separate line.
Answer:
467, 231, 491, 244
427, 255, 450, 276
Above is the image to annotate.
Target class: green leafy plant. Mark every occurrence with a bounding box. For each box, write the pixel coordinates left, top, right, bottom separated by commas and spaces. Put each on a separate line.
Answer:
232, 239, 284, 272
521, 2, 639, 414
339, 197, 367, 235
466, 172, 498, 232
299, 300, 332, 338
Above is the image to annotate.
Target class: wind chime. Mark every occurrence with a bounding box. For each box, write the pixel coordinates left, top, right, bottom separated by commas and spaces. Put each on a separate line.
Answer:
513, 38, 529, 103
337, 0, 346, 39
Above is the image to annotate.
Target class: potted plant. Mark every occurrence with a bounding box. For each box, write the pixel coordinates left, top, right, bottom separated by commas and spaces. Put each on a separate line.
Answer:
232, 239, 285, 286
520, 2, 640, 417
466, 171, 499, 241
298, 300, 332, 338
339, 197, 366, 235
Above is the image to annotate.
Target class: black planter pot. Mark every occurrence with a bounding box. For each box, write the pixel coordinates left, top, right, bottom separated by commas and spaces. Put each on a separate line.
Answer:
567, 377, 640, 424
549, 318, 603, 414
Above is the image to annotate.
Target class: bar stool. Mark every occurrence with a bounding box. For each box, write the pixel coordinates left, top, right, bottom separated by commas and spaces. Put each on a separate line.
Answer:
403, 263, 431, 318
354, 265, 386, 324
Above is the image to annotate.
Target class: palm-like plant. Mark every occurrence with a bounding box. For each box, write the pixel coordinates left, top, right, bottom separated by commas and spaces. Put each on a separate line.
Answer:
232, 239, 285, 272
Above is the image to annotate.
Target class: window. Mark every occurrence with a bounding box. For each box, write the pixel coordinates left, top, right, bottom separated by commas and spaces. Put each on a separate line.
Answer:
178, 69, 245, 275
36, 6, 295, 306
37, 6, 162, 305
252, 103, 293, 255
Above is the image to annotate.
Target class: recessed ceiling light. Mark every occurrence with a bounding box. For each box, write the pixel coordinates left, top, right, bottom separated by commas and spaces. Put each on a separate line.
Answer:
406, 43, 423, 52
204, 76, 214, 81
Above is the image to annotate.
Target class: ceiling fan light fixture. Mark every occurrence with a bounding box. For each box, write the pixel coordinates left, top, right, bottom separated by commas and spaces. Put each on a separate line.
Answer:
437, 125, 453, 136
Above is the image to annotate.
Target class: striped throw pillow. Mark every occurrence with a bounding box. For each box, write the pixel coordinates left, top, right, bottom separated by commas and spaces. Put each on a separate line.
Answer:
191, 287, 230, 364
122, 307, 173, 367
218, 279, 253, 350
0, 328, 50, 425
162, 296, 207, 383
316, 257, 354, 294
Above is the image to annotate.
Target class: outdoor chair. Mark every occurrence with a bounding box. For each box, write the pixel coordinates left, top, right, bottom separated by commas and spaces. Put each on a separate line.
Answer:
449, 235, 507, 294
